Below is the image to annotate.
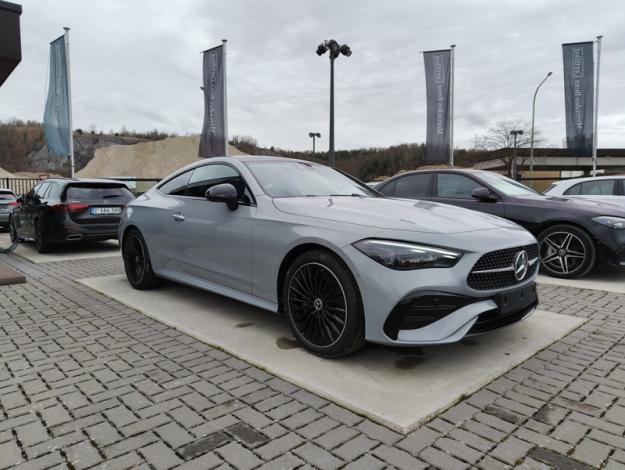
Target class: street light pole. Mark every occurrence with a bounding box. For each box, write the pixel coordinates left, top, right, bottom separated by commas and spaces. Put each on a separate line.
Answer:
529, 71, 552, 187
309, 132, 321, 154
329, 56, 335, 166
317, 39, 351, 167
510, 130, 524, 179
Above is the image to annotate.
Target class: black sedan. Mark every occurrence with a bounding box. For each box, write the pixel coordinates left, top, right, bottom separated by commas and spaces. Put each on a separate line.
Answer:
10, 178, 135, 253
376, 169, 625, 279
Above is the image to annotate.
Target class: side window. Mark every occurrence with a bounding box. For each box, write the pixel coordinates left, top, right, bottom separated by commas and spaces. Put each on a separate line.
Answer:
564, 183, 581, 195
46, 183, 61, 200
36, 182, 50, 198
436, 173, 481, 199
394, 174, 431, 199
580, 180, 615, 196
378, 180, 396, 196
186, 164, 251, 203
159, 170, 192, 196
28, 183, 42, 198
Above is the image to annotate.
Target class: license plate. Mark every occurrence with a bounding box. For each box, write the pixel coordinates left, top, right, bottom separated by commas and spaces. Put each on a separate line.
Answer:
494, 284, 537, 315
90, 207, 121, 216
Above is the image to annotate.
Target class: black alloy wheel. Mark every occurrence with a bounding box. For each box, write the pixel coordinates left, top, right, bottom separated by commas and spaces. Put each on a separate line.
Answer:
122, 229, 160, 289
284, 250, 365, 357
538, 224, 596, 279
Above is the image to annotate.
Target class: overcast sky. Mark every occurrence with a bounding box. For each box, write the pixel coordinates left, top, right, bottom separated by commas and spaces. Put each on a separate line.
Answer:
1, 0, 624, 151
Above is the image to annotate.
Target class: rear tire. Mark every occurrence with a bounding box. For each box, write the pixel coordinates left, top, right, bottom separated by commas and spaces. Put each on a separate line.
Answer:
538, 224, 596, 279
35, 220, 51, 253
122, 228, 160, 290
283, 249, 365, 358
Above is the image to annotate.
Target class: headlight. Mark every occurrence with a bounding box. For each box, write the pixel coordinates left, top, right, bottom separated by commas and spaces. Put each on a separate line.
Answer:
353, 239, 462, 270
592, 216, 625, 230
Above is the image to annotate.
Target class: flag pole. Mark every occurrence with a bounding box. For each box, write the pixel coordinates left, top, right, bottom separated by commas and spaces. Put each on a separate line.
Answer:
592, 35, 602, 177
63, 27, 75, 178
449, 44, 456, 167
222, 39, 228, 157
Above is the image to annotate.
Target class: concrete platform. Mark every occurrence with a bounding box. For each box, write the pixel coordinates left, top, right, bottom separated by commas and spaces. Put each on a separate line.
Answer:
538, 271, 625, 294
0, 232, 119, 263
80, 274, 584, 432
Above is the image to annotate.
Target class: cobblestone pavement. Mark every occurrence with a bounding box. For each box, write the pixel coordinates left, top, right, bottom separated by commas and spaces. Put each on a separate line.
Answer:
1, 250, 625, 469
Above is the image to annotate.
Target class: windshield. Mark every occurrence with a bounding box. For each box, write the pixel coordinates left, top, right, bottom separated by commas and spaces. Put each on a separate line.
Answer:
478, 172, 539, 197
246, 161, 378, 198
0, 192, 16, 201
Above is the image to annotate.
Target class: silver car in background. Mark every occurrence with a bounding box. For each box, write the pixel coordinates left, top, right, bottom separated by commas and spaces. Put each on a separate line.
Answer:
545, 176, 625, 205
0, 188, 17, 229
119, 156, 539, 357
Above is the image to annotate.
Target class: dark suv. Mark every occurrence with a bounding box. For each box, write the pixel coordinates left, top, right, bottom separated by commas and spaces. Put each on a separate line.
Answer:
10, 178, 135, 252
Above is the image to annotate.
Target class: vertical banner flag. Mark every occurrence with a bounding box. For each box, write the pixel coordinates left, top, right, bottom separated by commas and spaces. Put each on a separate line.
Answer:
562, 42, 594, 155
199, 44, 226, 158
423, 49, 451, 162
43, 36, 71, 156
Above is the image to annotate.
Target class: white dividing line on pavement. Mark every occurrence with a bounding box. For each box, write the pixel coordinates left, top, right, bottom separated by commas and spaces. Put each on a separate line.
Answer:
79, 274, 585, 433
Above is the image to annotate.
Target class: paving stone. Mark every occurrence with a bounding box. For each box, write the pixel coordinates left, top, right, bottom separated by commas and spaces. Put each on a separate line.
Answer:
333, 434, 377, 461
257, 453, 304, 470
372, 444, 429, 470
573, 438, 612, 467
396, 426, 440, 455
139, 441, 184, 470
356, 420, 402, 445
314, 424, 359, 450
180, 432, 231, 460
256, 432, 304, 460
155, 421, 195, 449
0, 441, 24, 467
490, 436, 533, 466
528, 447, 595, 470
420, 446, 469, 470
343, 453, 385, 470
64, 440, 103, 470
16, 420, 49, 447
226, 422, 269, 447
293, 442, 344, 470
216, 441, 262, 470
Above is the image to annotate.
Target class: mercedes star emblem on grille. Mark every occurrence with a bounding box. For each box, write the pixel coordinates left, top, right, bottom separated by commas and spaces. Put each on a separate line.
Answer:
514, 250, 529, 281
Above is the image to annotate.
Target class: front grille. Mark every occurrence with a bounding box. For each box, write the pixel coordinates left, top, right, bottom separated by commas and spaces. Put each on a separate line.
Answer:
467, 244, 538, 291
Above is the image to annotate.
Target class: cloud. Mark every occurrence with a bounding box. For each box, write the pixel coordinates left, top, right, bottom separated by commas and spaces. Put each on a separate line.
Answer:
0, 0, 623, 151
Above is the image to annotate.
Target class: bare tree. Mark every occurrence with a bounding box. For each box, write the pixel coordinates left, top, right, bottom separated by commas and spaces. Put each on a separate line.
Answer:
479, 119, 544, 176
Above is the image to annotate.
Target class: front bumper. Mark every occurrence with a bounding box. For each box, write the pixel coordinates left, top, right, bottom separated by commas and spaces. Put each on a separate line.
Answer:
589, 224, 625, 269
341, 233, 539, 346
384, 283, 538, 343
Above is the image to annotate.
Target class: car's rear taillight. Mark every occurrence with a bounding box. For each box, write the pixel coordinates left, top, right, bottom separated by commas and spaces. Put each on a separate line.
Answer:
7, 201, 18, 206
50, 203, 89, 212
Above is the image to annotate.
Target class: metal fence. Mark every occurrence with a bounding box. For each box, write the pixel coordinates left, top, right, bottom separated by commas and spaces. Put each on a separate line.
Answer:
1, 177, 42, 195
0, 177, 162, 196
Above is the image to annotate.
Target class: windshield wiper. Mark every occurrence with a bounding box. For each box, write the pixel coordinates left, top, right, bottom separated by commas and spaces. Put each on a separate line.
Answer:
103, 194, 122, 198
329, 193, 366, 197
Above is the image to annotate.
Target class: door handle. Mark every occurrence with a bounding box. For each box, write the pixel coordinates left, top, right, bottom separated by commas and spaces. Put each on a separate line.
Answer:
172, 214, 186, 222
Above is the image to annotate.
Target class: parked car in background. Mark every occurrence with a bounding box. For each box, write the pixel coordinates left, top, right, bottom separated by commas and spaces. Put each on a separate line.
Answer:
0, 188, 17, 230
120, 156, 539, 357
376, 169, 625, 279
10, 178, 135, 252
544, 176, 625, 204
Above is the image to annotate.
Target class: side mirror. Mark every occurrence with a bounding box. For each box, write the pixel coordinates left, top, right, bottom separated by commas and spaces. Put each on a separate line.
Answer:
205, 183, 239, 211
16, 196, 23, 204
471, 187, 496, 202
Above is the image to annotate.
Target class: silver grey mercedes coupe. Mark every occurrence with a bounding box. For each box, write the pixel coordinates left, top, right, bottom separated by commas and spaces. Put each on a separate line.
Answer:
119, 156, 539, 357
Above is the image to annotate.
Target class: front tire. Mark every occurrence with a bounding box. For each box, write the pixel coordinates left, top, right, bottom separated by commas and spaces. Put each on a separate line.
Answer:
122, 229, 160, 290
538, 224, 596, 279
283, 249, 365, 358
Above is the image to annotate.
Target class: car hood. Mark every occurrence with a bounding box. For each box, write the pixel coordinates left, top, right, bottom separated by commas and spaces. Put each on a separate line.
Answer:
516, 195, 625, 215
273, 197, 520, 234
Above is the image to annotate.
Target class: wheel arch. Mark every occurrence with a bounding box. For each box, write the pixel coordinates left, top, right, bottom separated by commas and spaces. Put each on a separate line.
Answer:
535, 219, 596, 241
276, 242, 361, 314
